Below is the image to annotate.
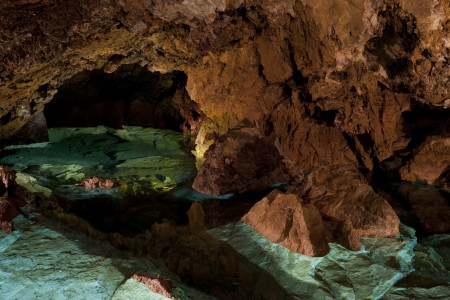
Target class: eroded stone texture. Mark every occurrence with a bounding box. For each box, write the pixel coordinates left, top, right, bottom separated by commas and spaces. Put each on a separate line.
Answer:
1, 0, 448, 175
132, 274, 177, 300
400, 133, 450, 187
242, 189, 330, 257
291, 164, 400, 250
193, 122, 302, 195
75, 176, 120, 189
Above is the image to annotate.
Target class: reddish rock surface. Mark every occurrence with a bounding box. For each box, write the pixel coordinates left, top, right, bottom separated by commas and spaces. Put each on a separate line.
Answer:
291, 164, 400, 250
242, 189, 330, 257
400, 134, 450, 187
132, 274, 177, 299
193, 122, 303, 196
0, 165, 16, 190
75, 176, 120, 189
0, 193, 27, 233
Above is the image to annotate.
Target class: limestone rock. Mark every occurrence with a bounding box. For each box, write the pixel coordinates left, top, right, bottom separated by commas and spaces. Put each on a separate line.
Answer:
132, 274, 177, 300
0, 165, 16, 191
242, 189, 330, 257
193, 122, 302, 195
400, 134, 450, 187
291, 164, 400, 250
0, 193, 26, 233
75, 176, 120, 189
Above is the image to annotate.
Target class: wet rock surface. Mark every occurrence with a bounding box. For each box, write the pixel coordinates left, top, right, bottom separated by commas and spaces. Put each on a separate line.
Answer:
0, 215, 212, 300
193, 123, 302, 195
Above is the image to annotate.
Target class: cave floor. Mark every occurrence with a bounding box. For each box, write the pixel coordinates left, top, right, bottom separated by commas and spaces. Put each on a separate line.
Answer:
0, 127, 449, 299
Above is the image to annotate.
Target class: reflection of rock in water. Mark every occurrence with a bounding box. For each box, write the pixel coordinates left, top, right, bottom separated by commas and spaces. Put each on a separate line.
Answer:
0, 193, 27, 232
375, 180, 450, 237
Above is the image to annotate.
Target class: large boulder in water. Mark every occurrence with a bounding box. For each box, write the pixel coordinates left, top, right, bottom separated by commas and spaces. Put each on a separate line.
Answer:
242, 189, 330, 257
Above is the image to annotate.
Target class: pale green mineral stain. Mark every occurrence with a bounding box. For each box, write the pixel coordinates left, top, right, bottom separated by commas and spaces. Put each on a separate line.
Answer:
0, 126, 196, 190
208, 222, 421, 300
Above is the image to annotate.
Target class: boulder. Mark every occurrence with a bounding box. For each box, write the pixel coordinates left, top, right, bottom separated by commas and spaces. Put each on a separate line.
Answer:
0, 193, 27, 233
132, 274, 177, 299
75, 176, 120, 189
242, 189, 330, 257
193, 122, 303, 195
400, 134, 450, 187
291, 164, 400, 250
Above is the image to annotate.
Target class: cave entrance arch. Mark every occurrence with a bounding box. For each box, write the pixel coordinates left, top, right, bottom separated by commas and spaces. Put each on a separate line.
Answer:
44, 64, 200, 133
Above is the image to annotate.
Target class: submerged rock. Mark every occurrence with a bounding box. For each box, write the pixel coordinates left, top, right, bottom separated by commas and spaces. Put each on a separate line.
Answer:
132, 274, 177, 299
193, 122, 302, 195
291, 165, 400, 250
400, 133, 450, 187
74, 176, 120, 189
242, 190, 329, 257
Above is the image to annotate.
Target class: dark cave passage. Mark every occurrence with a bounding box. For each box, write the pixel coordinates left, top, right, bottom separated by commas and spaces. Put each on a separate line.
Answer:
44, 64, 200, 132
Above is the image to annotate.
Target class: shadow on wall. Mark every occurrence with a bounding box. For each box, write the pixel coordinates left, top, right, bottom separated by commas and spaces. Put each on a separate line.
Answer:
44, 64, 201, 132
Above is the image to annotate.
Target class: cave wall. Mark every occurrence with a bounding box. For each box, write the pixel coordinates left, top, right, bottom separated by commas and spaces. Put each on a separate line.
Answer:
0, 0, 449, 173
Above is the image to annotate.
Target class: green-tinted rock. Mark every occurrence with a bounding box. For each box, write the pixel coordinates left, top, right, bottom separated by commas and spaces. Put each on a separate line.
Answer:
0, 126, 195, 190
209, 221, 419, 299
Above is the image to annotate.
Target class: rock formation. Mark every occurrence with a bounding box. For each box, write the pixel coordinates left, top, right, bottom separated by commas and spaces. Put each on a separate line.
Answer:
244, 165, 401, 255
75, 176, 120, 189
292, 164, 401, 250
0, 1, 447, 174
132, 274, 177, 299
242, 189, 329, 256
400, 132, 450, 187
193, 122, 303, 195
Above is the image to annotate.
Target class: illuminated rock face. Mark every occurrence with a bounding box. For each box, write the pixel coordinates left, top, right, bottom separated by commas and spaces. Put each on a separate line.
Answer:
0, 0, 448, 176
242, 190, 330, 257
0, 1, 449, 297
243, 165, 401, 255
193, 122, 303, 195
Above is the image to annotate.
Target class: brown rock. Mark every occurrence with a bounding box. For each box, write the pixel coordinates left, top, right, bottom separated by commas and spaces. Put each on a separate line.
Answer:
400, 134, 450, 187
0, 165, 16, 190
291, 165, 400, 250
75, 176, 120, 189
193, 122, 303, 196
242, 189, 330, 257
270, 97, 360, 170
398, 182, 450, 233
132, 274, 177, 299
0, 193, 27, 233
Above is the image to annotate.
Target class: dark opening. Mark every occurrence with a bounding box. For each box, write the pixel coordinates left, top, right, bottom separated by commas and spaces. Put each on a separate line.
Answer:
44, 64, 197, 132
